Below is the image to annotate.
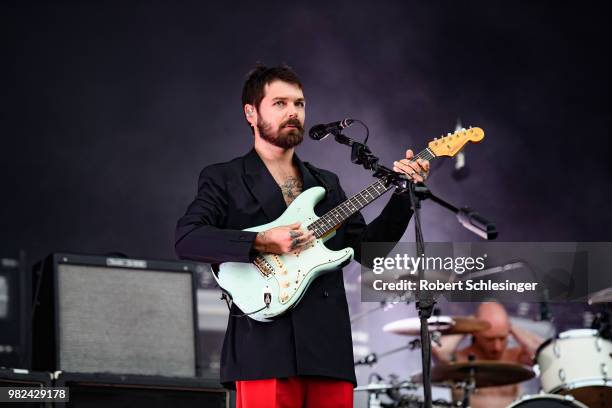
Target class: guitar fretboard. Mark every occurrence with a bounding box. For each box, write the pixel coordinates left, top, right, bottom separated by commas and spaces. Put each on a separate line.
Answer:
306, 148, 435, 238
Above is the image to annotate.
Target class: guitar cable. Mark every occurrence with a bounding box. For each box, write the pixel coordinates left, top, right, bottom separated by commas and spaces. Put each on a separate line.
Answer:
221, 292, 270, 318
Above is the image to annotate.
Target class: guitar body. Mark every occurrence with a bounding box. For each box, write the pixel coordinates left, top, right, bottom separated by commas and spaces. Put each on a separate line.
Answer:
212, 186, 354, 322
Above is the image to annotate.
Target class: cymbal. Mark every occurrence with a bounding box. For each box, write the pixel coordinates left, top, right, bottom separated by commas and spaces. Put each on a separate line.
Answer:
588, 286, 612, 304
412, 361, 535, 388
383, 316, 491, 336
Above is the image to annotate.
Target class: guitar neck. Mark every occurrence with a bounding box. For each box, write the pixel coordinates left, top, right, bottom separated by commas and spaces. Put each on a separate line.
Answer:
306, 148, 435, 238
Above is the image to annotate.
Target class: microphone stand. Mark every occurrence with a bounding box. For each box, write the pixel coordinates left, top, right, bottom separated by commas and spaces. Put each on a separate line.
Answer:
408, 181, 436, 408
331, 132, 497, 408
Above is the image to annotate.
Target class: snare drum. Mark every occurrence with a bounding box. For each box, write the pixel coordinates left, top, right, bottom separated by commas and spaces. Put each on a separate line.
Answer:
507, 393, 588, 408
536, 329, 612, 408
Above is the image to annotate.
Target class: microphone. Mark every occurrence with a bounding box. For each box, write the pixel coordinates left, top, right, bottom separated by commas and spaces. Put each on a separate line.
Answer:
456, 207, 498, 240
309, 119, 354, 140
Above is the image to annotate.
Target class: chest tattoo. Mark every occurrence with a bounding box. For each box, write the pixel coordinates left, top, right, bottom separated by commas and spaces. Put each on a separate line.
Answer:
279, 176, 303, 205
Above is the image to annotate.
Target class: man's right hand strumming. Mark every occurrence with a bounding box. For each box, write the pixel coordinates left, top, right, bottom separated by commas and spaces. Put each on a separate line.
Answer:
253, 222, 316, 254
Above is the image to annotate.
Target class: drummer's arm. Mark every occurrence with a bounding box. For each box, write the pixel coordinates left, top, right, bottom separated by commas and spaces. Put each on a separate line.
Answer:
510, 324, 544, 365
432, 334, 465, 364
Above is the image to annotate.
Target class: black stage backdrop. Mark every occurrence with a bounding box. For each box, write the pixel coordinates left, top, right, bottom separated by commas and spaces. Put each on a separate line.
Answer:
2, 1, 610, 262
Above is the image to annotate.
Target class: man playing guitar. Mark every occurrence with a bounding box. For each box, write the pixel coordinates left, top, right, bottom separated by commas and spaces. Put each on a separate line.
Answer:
175, 64, 429, 408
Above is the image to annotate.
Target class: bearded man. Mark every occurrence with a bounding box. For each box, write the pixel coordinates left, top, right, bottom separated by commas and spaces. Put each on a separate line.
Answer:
175, 64, 429, 408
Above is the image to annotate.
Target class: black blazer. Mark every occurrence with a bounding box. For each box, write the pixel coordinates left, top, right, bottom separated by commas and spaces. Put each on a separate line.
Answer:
175, 148, 413, 388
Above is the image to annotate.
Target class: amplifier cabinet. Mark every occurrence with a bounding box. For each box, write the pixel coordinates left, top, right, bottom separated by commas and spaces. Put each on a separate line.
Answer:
32, 253, 200, 378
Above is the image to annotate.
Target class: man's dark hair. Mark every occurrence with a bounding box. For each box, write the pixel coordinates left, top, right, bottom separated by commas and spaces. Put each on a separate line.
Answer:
241, 63, 303, 113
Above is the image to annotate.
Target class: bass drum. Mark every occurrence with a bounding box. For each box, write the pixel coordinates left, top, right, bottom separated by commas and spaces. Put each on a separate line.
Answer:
536, 329, 612, 408
507, 394, 589, 408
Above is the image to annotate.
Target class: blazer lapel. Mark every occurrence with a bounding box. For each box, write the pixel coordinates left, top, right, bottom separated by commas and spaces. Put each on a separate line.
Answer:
294, 153, 318, 191
242, 148, 287, 222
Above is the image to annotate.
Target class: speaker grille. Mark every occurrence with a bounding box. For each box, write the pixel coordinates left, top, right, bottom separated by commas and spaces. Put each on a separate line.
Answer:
56, 264, 195, 377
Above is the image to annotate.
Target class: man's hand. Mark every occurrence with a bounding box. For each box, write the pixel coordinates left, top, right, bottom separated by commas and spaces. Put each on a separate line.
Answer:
393, 149, 430, 183
509, 323, 544, 365
253, 222, 316, 254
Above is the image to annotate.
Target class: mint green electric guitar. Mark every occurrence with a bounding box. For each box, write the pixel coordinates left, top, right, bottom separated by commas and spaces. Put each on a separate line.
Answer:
211, 127, 484, 321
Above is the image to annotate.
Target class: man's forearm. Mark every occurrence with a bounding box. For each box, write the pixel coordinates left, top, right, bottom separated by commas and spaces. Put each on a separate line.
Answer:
432, 334, 466, 363
175, 225, 258, 264
511, 324, 544, 355
364, 192, 413, 242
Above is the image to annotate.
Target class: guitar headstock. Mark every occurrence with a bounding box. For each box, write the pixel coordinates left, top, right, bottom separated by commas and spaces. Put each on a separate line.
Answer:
428, 127, 484, 158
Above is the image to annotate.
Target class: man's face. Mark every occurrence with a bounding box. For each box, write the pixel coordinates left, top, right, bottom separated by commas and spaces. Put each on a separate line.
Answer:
255, 80, 305, 149
473, 326, 509, 360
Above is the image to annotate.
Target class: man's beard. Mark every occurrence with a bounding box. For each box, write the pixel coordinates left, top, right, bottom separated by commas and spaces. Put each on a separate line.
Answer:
257, 117, 304, 149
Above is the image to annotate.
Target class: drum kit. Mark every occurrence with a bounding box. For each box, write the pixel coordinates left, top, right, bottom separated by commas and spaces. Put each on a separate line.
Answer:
355, 303, 612, 408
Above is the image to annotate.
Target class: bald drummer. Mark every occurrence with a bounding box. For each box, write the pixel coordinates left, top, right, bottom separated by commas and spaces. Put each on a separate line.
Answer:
432, 303, 544, 408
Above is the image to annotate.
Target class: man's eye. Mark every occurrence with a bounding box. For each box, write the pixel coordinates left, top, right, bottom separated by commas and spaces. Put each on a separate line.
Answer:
296, 102, 305, 107
275, 101, 285, 107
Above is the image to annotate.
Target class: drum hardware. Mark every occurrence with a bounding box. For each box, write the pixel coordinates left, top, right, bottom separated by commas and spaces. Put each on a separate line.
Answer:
355, 334, 440, 367
355, 352, 379, 367
459, 355, 476, 408
354, 375, 420, 408
595, 336, 602, 351
354, 381, 418, 393
355, 383, 458, 408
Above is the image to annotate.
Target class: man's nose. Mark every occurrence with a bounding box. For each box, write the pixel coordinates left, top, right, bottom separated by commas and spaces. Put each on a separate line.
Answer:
287, 104, 298, 118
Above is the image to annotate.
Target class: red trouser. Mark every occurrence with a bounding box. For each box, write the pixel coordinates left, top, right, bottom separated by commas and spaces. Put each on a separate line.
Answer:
235, 376, 354, 408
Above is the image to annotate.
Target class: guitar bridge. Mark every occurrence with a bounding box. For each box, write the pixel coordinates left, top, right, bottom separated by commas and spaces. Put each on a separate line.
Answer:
253, 255, 274, 278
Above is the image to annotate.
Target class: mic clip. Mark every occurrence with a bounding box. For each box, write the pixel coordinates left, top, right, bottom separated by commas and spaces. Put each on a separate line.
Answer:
333, 130, 417, 193
349, 136, 379, 170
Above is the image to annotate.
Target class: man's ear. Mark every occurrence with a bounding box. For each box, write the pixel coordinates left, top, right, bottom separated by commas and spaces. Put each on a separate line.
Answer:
244, 104, 256, 127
